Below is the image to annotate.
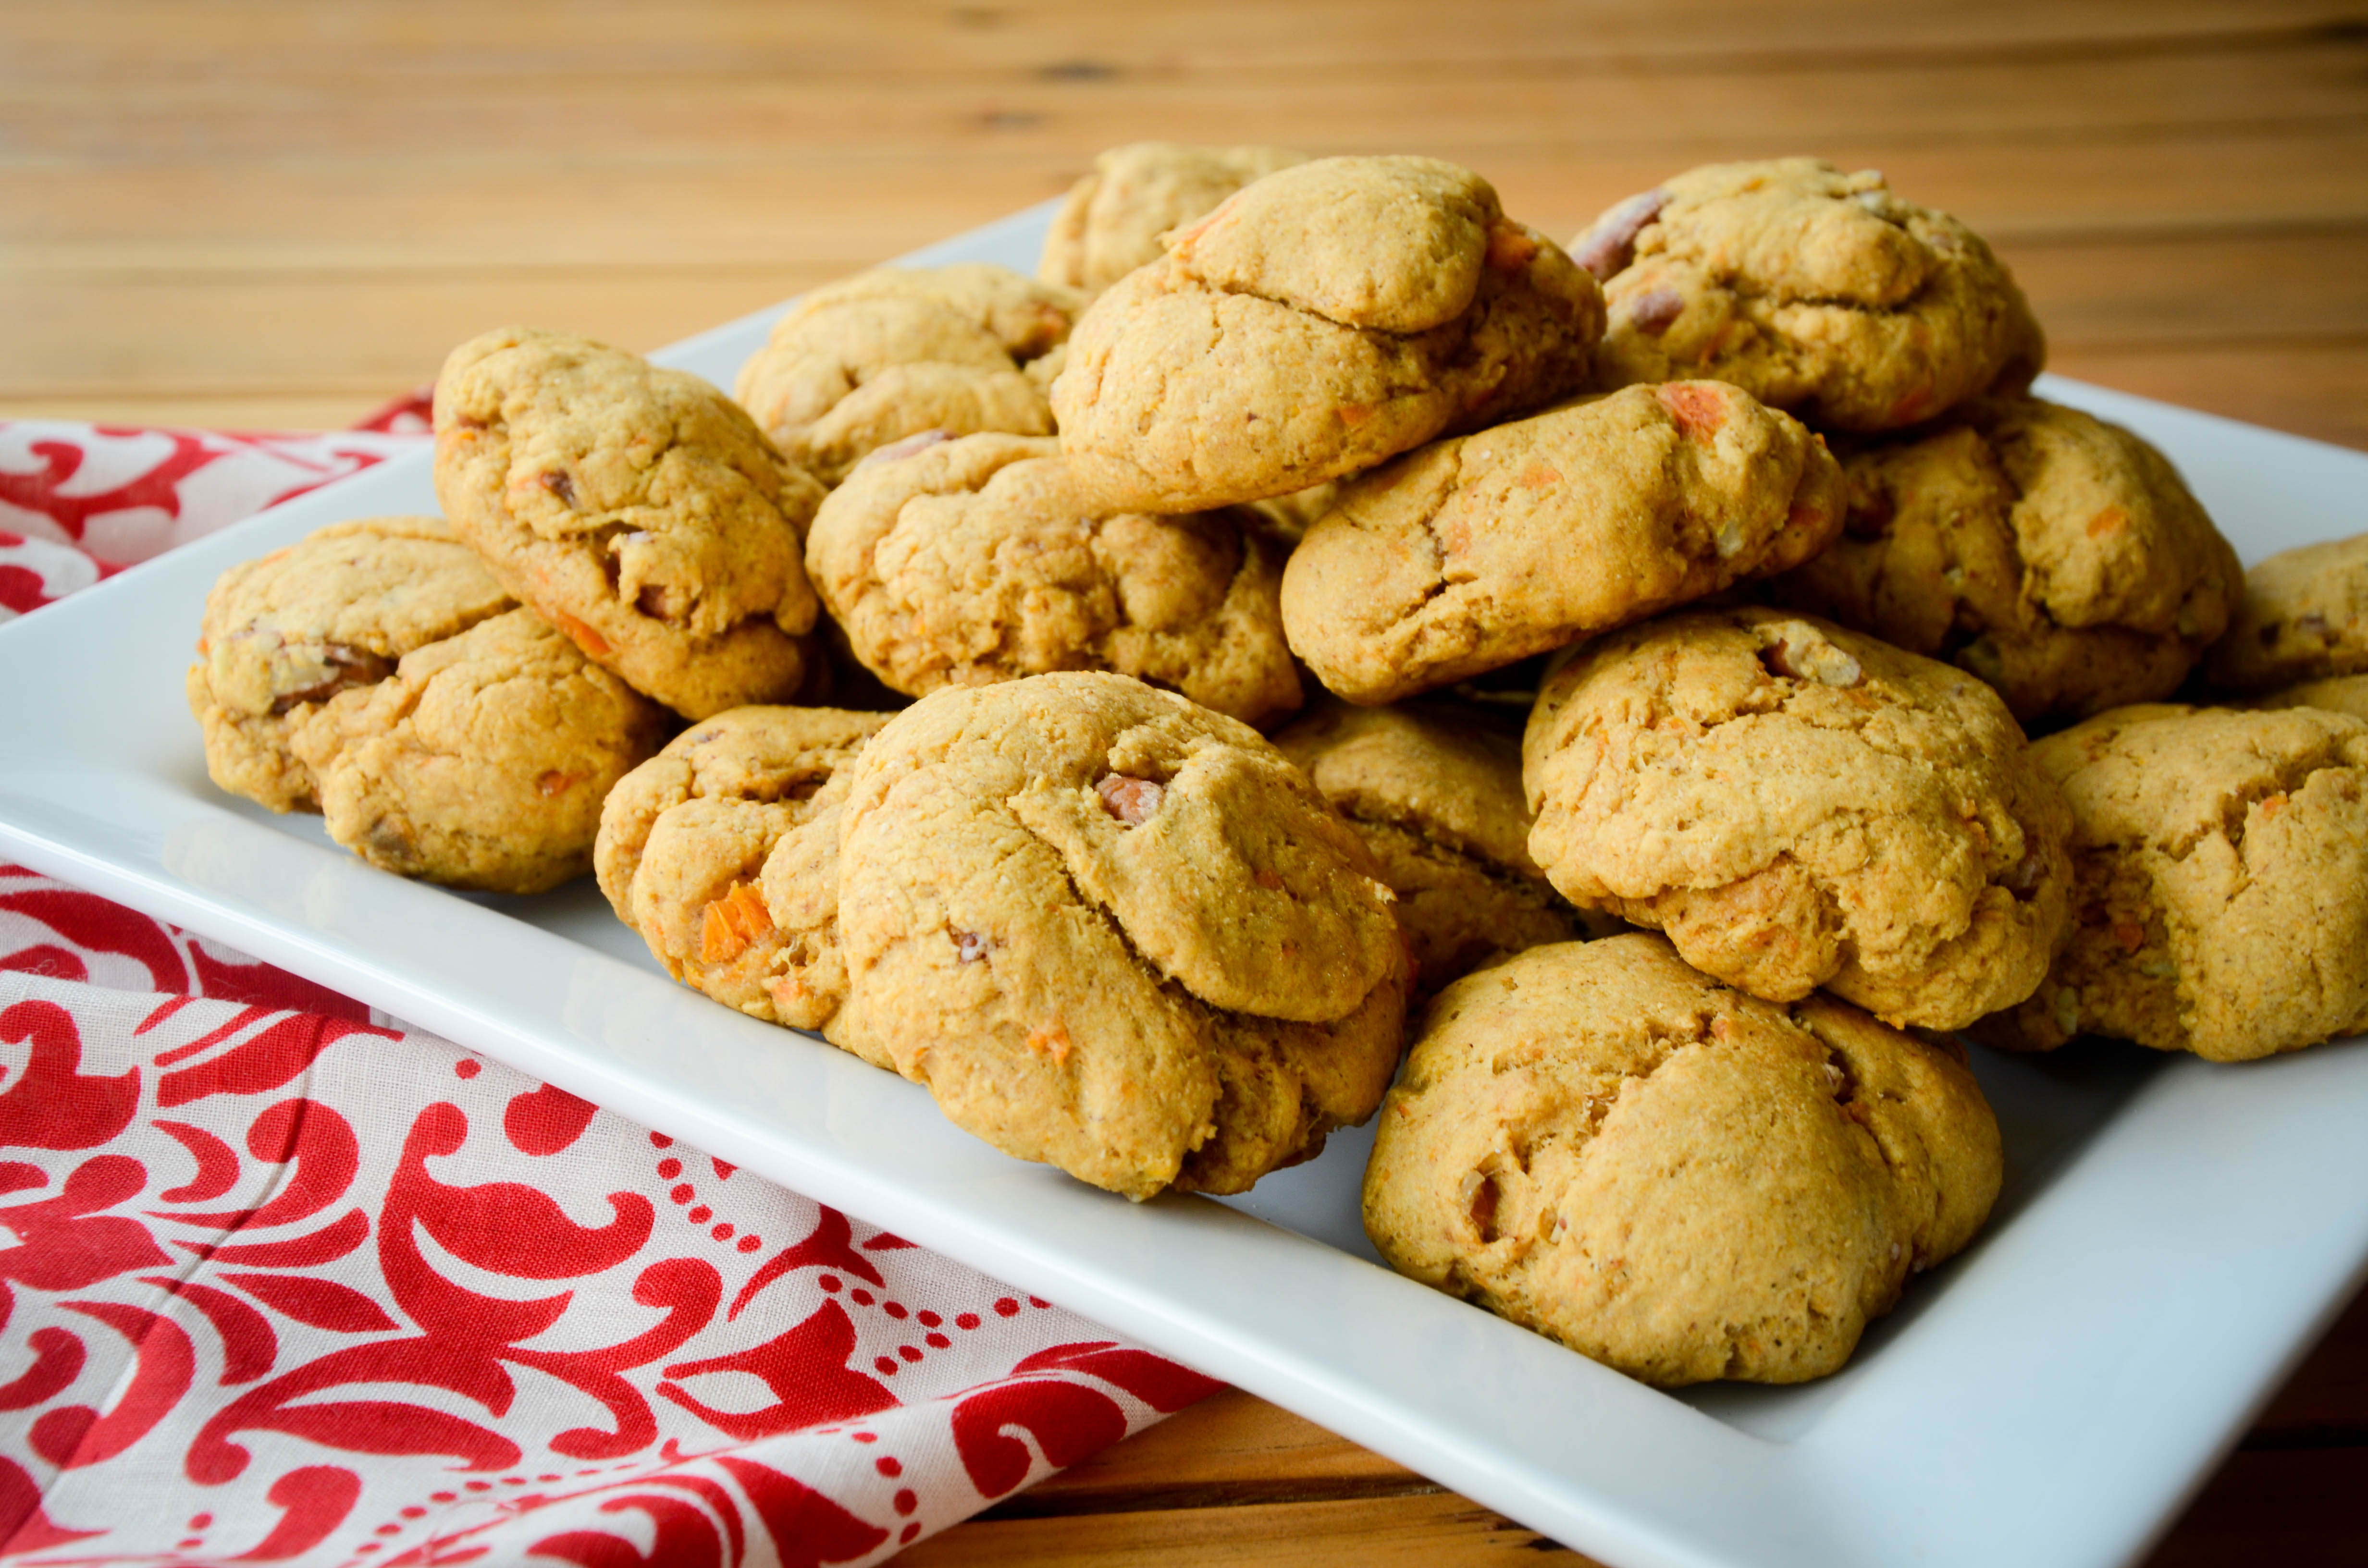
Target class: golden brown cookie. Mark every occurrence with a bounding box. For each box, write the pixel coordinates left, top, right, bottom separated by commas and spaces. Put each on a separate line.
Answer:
186, 515, 516, 813
1575, 158, 2043, 432
1038, 142, 1308, 294
733, 265, 1082, 485
1524, 608, 2073, 1030
596, 706, 894, 1030
805, 431, 1301, 727
1243, 480, 1339, 550
1272, 698, 1583, 993
1281, 382, 1845, 704
831, 673, 1411, 1200
1364, 934, 2001, 1387
1054, 156, 1604, 513
2203, 531, 2368, 692
2252, 672, 2368, 722
433, 325, 826, 720
1772, 396, 2242, 723
288, 607, 668, 894
1971, 703, 2368, 1062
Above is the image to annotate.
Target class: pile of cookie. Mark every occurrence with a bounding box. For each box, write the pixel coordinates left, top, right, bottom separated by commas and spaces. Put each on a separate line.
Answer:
185, 143, 2368, 1390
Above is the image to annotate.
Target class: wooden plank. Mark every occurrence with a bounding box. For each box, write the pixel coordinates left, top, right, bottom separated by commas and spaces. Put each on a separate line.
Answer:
899, 1488, 1596, 1567
997, 1388, 1425, 1514
2248, 1283, 2368, 1442
0, 267, 836, 403
6, 129, 2366, 273
2139, 1447, 2368, 1567
3, 0, 2360, 80
2000, 228, 2368, 349
4, 38, 2363, 165
2054, 342, 2368, 452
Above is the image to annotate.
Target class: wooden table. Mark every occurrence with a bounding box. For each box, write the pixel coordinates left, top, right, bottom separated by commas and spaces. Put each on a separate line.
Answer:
7, 4, 2363, 1562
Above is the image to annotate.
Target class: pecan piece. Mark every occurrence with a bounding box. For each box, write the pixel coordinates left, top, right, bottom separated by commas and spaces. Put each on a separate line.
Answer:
1572, 187, 1669, 281
1096, 773, 1164, 826
1626, 286, 1686, 337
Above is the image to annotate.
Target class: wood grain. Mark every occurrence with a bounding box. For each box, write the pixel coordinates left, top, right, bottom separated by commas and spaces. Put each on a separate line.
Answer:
4, 3, 2365, 1563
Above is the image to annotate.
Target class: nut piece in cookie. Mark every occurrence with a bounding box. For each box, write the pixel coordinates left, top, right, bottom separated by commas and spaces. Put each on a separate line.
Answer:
1273, 698, 1584, 994
1363, 935, 2001, 1387
2204, 531, 2368, 692
434, 325, 827, 719
597, 706, 894, 1030
289, 607, 669, 894
1524, 608, 2073, 1030
1577, 158, 2044, 432
1772, 395, 2243, 723
832, 673, 1411, 1200
806, 432, 1301, 727
186, 515, 515, 813
1055, 156, 1605, 513
1039, 141, 1308, 294
1282, 381, 1845, 704
1972, 703, 2368, 1063
734, 264, 1082, 485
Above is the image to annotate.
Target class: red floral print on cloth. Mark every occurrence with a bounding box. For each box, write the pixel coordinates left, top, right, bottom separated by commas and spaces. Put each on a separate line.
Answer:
0, 955, 1219, 1565
0, 421, 422, 574
0, 414, 1225, 1563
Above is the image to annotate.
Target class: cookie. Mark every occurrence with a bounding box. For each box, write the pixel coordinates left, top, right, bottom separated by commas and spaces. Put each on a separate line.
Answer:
1038, 141, 1308, 294
2253, 673, 2368, 722
596, 706, 894, 1030
1575, 158, 2043, 432
1243, 479, 1339, 549
287, 607, 669, 894
1281, 381, 1845, 704
1971, 704, 2368, 1062
733, 264, 1082, 485
2203, 531, 2368, 692
186, 515, 515, 813
1273, 698, 1583, 993
805, 431, 1301, 727
434, 325, 827, 720
1524, 607, 2073, 1030
831, 673, 1410, 1200
1771, 395, 2242, 723
1054, 156, 1604, 513
1363, 934, 2001, 1387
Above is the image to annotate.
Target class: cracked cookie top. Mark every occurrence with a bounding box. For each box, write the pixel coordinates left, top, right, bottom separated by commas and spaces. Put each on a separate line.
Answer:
1273, 698, 1581, 994
186, 515, 516, 813
830, 673, 1409, 1199
806, 431, 1301, 727
434, 325, 826, 719
1281, 381, 1845, 704
1523, 607, 2073, 1030
2203, 530, 2368, 692
1574, 158, 2043, 432
1053, 156, 1604, 514
734, 264, 1082, 485
1972, 703, 2368, 1062
1362, 934, 2001, 1387
1773, 395, 2243, 723
596, 705, 894, 1032
287, 606, 669, 894
1038, 141, 1308, 294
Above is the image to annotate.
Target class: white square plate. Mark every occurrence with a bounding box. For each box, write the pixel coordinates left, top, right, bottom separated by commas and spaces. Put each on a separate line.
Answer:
5, 205, 2367, 1568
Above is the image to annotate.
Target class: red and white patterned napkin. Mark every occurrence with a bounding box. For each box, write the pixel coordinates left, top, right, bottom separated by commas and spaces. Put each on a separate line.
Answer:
0, 407, 1222, 1564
